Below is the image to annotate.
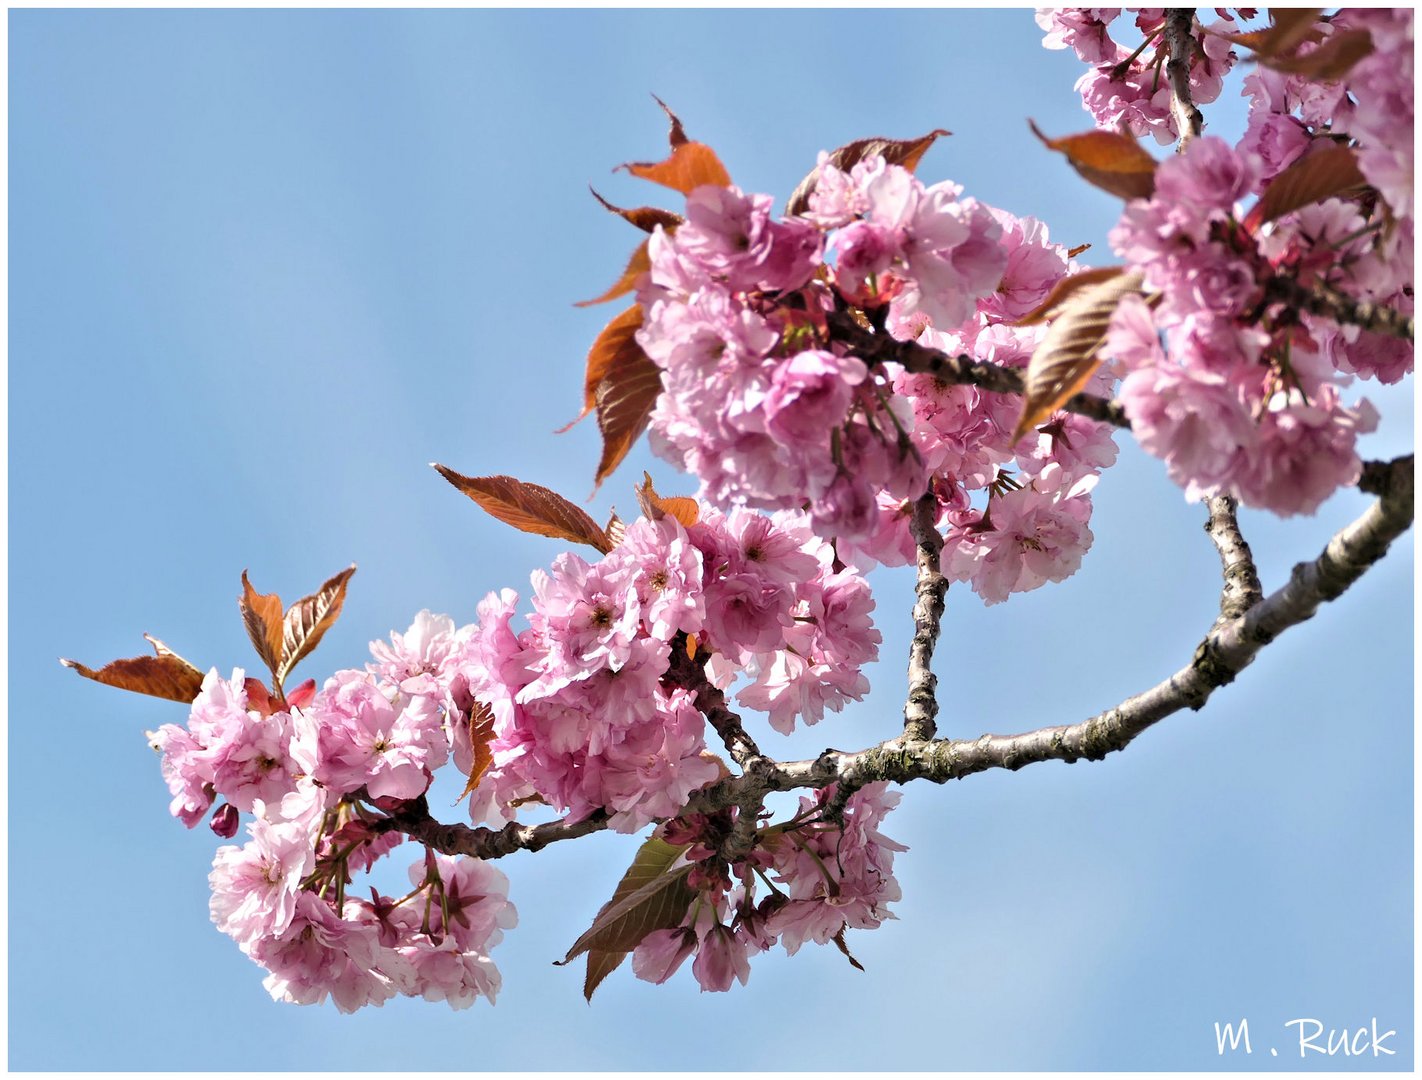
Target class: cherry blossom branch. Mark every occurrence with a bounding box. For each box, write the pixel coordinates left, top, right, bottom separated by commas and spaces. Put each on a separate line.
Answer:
382, 456, 1412, 863
903, 492, 947, 742
767, 453, 1413, 791
380, 796, 612, 860
665, 637, 763, 767
664, 634, 772, 857
1267, 275, 1416, 342
825, 311, 1129, 428
1164, 9, 1204, 149
1205, 495, 1264, 627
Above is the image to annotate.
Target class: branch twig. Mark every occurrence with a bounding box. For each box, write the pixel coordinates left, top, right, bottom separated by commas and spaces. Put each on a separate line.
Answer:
1267, 275, 1415, 342
826, 311, 1128, 429
1204, 495, 1264, 627
1164, 9, 1204, 149
903, 492, 948, 742
385, 456, 1413, 863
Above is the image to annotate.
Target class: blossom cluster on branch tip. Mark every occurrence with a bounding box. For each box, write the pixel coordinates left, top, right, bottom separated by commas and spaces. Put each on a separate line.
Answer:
145, 502, 899, 1007
153, 660, 516, 1012
457, 506, 880, 829
634, 783, 905, 992
1058, 9, 1414, 516
1039, 8, 1246, 145
639, 154, 1119, 603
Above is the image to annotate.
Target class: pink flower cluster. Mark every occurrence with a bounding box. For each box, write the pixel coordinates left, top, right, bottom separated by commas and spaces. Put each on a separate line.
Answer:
1039, 8, 1242, 144
1241, 9, 1414, 220
457, 506, 882, 831
1109, 136, 1386, 514
631, 782, 905, 992
881, 208, 1118, 604
636, 154, 1119, 603
638, 161, 1007, 548
151, 612, 516, 1012
211, 791, 516, 1012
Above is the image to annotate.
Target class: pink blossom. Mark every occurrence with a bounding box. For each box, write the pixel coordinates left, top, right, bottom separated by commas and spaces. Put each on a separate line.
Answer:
763, 349, 867, 449
692, 922, 752, 992
308, 671, 448, 800
977, 209, 1072, 322
767, 783, 905, 956
1118, 364, 1256, 500
251, 892, 394, 1013
208, 791, 321, 950
1036, 7, 1122, 63
369, 610, 468, 696
1235, 385, 1379, 516
676, 185, 823, 294
612, 515, 706, 641
632, 926, 698, 985
942, 467, 1097, 605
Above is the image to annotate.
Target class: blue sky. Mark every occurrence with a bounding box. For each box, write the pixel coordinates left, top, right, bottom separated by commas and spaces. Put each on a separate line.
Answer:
10, 8, 1412, 1071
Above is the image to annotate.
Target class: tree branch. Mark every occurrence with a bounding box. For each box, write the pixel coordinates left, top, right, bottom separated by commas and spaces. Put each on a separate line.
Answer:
770, 454, 1413, 791
664, 637, 763, 767
1267, 275, 1415, 342
384, 456, 1413, 863
1164, 9, 1204, 149
903, 492, 947, 742
826, 310, 1128, 429
1204, 495, 1264, 627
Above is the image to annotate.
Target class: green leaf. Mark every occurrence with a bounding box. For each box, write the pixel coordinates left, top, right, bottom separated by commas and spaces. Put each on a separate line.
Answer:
558, 836, 695, 1000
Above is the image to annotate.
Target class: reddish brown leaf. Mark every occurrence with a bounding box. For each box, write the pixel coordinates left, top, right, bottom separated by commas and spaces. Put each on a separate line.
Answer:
1066, 242, 1092, 259
652, 94, 688, 148
1014, 266, 1127, 326
583, 949, 627, 1001
457, 701, 497, 802
588, 187, 683, 235
244, 677, 273, 715
634, 471, 700, 527
565, 304, 645, 430
604, 511, 627, 549
1245, 144, 1368, 231
286, 678, 317, 710
1012, 270, 1144, 443
434, 467, 613, 554
277, 565, 356, 689
574, 239, 652, 309
1216, 9, 1323, 56
785, 128, 950, 217
239, 571, 285, 683
61, 635, 206, 703
1029, 121, 1158, 201
1263, 27, 1372, 81
620, 141, 731, 196
832, 925, 867, 972
593, 345, 663, 491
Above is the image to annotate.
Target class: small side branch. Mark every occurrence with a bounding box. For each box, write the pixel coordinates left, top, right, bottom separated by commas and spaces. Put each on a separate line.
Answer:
1164, 9, 1204, 149
382, 798, 612, 860
664, 637, 763, 767
1204, 495, 1264, 626
382, 458, 1413, 864
826, 312, 1128, 429
768, 454, 1414, 792
1268, 275, 1415, 342
903, 492, 948, 742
